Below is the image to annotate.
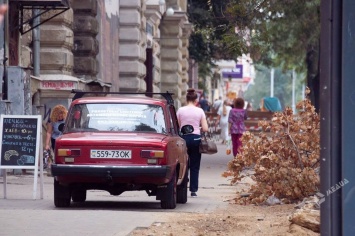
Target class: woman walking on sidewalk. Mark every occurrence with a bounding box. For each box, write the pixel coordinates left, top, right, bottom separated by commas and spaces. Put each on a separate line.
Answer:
228, 98, 247, 157
177, 88, 209, 197
217, 100, 232, 144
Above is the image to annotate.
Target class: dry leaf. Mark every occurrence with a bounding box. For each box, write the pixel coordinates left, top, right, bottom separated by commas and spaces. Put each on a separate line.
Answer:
223, 91, 320, 203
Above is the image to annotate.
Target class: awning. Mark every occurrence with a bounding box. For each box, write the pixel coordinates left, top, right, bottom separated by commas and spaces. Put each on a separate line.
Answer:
10, 0, 69, 7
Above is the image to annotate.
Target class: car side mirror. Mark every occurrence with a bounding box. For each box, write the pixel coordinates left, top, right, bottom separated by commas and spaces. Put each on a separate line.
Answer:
180, 125, 194, 135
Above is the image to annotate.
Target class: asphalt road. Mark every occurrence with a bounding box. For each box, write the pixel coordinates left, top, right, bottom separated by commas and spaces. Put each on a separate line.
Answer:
0, 142, 236, 236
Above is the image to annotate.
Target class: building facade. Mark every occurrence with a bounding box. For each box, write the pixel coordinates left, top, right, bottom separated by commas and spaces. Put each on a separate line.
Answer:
0, 0, 118, 117
119, 0, 191, 107
0, 0, 191, 117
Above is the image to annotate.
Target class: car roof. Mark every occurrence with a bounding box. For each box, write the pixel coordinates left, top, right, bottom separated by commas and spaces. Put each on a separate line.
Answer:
71, 96, 168, 106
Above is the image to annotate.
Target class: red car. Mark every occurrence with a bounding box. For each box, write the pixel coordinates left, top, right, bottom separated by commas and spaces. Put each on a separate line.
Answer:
51, 90, 189, 209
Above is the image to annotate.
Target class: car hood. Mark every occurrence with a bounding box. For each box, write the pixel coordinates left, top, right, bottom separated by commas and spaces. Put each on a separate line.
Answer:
57, 132, 168, 146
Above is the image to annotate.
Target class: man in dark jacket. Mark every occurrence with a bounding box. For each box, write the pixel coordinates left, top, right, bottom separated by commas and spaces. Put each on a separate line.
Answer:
199, 95, 210, 112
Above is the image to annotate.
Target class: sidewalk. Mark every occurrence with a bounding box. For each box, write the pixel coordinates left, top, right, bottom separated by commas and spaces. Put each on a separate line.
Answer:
0, 143, 237, 236
0, 169, 53, 200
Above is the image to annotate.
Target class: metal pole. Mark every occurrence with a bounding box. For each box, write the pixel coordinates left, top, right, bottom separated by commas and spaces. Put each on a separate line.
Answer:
32, 8, 40, 77
270, 68, 274, 97
340, 1, 355, 235
292, 69, 296, 113
320, 0, 342, 235
1, 0, 8, 101
0, 0, 5, 98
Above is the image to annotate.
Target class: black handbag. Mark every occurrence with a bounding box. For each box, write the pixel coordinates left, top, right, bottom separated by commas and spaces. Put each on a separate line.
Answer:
199, 132, 218, 154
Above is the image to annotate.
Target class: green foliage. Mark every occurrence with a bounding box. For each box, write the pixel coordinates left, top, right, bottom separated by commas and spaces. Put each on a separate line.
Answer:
198, 61, 213, 78
244, 65, 305, 110
197, 61, 220, 92
223, 0, 320, 71
189, 34, 210, 64
198, 80, 207, 92
188, 0, 320, 109
188, 0, 320, 69
188, 0, 240, 62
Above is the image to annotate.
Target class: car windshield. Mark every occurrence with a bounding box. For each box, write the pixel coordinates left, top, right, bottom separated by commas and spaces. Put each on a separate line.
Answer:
65, 103, 166, 134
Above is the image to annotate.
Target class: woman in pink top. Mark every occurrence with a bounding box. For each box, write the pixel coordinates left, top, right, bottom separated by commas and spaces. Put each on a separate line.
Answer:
177, 88, 208, 197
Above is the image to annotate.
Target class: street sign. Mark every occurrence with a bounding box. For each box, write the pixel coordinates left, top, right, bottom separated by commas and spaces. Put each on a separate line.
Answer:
222, 65, 243, 79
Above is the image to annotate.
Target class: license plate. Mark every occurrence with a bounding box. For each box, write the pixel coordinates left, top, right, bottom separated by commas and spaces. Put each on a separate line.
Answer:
90, 150, 132, 159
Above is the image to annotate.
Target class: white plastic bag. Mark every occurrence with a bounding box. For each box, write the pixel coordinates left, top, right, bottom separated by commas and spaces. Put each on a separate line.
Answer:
226, 136, 232, 155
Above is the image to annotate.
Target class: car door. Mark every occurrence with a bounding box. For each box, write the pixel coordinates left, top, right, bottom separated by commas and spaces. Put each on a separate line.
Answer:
168, 105, 188, 182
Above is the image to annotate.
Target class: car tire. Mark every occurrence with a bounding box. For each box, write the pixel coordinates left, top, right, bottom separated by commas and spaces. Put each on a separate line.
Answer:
160, 171, 177, 209
72, 189, 86, 203
54, 179, 71, 207
177, 170, 188, 204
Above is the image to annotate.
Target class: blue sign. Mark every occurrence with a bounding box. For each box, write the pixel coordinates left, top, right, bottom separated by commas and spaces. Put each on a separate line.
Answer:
222, 65, 243, 79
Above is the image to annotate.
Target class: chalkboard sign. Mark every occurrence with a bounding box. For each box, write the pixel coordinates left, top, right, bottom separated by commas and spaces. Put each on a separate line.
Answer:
0, 115, 41, 168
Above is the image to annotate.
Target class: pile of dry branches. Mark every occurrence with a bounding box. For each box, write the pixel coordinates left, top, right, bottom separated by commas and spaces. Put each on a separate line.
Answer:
223, 90, 320, 204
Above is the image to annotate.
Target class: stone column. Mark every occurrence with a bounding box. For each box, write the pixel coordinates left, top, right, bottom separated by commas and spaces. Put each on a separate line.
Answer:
40, 10, 74, 76
72, 0, 99, 83
119, 0, 147, 92
145, 2, 164, 93
40, 8, 82, 106
179, 23, 192, 105
159, 11, 187, 107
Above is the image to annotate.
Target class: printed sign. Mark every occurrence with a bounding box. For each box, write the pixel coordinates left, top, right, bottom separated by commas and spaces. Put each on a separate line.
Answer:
0, 115, 41, 168
222, 64, 243, 79
40, 81, 77, 90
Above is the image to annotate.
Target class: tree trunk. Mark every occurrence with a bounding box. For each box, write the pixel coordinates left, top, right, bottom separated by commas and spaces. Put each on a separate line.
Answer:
306, 45, 320, 112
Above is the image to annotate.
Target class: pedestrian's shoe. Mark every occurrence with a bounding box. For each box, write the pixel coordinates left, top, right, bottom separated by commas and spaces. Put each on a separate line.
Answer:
191, 192, 197, 197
